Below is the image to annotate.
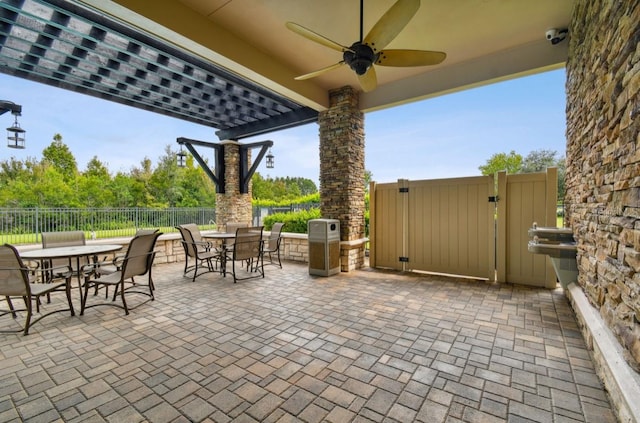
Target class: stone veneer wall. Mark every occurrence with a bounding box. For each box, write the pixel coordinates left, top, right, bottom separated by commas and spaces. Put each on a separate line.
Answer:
14, 233, 306, 294
216, 141, 252, 229
75, 232, 310, 267
565, 0, 640, 370
318, 86, 367, 271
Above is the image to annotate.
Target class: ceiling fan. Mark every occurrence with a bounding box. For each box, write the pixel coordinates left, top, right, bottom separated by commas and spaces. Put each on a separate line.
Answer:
286, 0, 446, 92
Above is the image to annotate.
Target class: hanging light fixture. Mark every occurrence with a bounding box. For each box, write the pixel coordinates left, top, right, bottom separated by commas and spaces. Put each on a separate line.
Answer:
176, 145, 187, 167
7, 113, 25, 149
1, 100, 25, 149
266, 148, 275, 169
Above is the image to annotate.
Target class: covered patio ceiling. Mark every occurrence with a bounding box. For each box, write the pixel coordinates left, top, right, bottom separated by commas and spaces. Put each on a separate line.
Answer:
0, 0, 572, 140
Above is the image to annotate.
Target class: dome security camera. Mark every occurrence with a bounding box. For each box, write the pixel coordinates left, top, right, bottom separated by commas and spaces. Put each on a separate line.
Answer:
546, 28, 568, 45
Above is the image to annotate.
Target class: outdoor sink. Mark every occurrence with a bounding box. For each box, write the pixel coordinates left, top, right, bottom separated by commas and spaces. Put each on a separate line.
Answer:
527, 225, 574, 241
527, 223, 577, 289
527, 239, 577, 258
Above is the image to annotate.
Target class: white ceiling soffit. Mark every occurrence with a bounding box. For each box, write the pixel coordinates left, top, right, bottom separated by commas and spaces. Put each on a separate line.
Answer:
81, 0, 572, 113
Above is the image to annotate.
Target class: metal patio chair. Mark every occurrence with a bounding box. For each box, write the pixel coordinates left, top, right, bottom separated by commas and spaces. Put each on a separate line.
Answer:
262, 222, 284, 268
0, 244, 74, 335
223, 226, 264, 283
80, 231, 161, 315
176, 224, 220, 281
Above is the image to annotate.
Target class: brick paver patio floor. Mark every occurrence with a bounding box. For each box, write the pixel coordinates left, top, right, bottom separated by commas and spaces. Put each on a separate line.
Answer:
0, 260, 616, 422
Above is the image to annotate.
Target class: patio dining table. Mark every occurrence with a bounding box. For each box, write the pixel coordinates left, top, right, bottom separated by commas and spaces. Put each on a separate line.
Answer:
21, 244, 123, 297
203, 232, 236, 241
203, 232, 236, 276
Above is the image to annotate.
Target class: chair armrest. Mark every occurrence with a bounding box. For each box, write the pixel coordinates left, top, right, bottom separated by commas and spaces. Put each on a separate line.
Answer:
112, 254, 126, 268
34, 264, 73, 282
81, 262, 101, 274
194, 240, 213, 250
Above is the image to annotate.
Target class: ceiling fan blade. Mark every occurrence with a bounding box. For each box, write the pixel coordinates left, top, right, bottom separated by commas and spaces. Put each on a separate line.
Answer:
363, 0, 420, 51
286, 22, 349, 52
295, 61, 345, 80
376, 49, 446, 67
358, 66, 377, 92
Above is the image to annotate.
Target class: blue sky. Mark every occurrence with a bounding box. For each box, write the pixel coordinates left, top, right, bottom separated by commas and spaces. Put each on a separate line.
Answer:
1, 68, 566, 185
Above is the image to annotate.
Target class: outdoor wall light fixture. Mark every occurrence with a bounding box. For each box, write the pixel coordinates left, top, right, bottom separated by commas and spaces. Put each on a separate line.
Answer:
1, 100, 25, 149
266, 148, 275, 169
176, 145, 187, 167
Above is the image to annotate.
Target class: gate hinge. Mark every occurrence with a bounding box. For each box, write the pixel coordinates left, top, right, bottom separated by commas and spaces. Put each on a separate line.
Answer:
399, 256, 409, 262
488, 195, 499, 203
399, 187, 409, 193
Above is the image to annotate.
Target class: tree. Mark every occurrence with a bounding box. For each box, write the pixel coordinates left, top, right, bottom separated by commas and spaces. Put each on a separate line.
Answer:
480, 149, 566, 202
176, 155, 216, 207
84, 156, 111, 179
478, 150, 523, 175
111, 172, 136, 207
42, 133, 78, 183
150, 145, 182, 207
129, 157, 156, 207
0, 138, 315, 208
364, 169, 373, 192
522, 149, 559, 173
77, 158, 114, 207
28, 163, 77, 207
251, 173, 317, 201
521, 149, 566, 201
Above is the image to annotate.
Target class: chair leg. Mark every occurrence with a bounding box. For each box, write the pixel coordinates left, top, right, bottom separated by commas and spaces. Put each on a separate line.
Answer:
148, 272, 155, 300
80, 278, 91, 316
183, 256, 190, 277
23, 296, 33, 336
65, 277, 75, 317
232, 259, 237, 283
119, 281, 129, 315
5, 296, 17, 318
192, 260, 198, 282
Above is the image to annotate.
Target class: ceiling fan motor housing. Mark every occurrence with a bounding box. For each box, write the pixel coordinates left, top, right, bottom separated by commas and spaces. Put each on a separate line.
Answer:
344, 42, 378, 75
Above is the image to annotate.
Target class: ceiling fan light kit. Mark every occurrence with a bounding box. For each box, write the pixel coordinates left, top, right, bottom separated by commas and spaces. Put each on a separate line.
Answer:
286, 0, 446, 92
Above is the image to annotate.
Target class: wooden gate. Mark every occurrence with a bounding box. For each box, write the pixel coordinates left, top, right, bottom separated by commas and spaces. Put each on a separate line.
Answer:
496, 169, 557, 287
370, 176, 495, 279
370, 169, 557, 286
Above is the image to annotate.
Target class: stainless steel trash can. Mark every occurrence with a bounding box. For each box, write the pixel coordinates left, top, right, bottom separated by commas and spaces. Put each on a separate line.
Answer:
308, 219, 340, 276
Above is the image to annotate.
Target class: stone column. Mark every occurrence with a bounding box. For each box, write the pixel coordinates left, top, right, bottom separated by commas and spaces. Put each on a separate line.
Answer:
565, 0, 640, 369
318, 86, 367, 271
215, 140, 252, 230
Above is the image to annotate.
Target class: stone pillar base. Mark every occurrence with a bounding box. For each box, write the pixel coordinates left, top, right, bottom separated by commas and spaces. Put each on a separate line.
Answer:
340, 238, 368, 271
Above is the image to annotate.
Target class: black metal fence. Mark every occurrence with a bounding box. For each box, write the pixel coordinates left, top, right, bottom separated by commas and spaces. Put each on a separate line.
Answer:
0, 207, 216, 245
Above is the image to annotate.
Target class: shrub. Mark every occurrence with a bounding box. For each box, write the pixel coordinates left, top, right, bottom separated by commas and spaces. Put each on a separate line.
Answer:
262, 208, 321, 233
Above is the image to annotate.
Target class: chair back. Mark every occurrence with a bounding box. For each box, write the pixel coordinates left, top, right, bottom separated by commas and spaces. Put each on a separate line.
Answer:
266, 222, 284, 250
176, 225, 199, 258
233, 226, 263, 261
42, 231, 86, 248
180, 223, 204, 243
225, 222, 248, 234
121, 232, 161, 280
0, 244, 28, 296
42, 230, 88, 270
135, 228, 159, 236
